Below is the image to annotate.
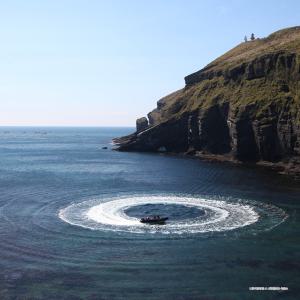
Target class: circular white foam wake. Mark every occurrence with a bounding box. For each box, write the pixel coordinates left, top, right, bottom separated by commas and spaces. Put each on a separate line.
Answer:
59, 195, 287, 235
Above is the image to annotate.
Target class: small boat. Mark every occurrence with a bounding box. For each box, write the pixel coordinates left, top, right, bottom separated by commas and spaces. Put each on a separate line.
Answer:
140, 216, 168, 225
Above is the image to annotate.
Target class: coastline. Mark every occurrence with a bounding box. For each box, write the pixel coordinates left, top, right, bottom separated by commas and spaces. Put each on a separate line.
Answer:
113, 138, 300, 180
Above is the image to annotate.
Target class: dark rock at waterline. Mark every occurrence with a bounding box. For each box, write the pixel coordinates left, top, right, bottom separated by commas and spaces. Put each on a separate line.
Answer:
136, 117, 149, 132
113, 26, 300, 177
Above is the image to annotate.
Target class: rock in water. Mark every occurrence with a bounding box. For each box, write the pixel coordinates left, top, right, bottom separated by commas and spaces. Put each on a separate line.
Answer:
136, 117, 149, 132
114, 26, 300, 177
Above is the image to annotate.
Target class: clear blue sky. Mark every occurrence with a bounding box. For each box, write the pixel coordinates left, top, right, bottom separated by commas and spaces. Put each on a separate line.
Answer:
1, 0, 300, 126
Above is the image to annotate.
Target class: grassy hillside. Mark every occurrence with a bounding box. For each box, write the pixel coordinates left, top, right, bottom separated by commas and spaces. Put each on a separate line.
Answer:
116, 27, 300, 176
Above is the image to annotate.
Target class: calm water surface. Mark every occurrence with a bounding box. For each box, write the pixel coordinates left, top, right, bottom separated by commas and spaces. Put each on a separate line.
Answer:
0, 127, 299, 300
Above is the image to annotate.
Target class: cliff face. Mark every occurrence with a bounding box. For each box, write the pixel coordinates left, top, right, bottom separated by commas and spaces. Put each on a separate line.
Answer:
114, 27, 300, 176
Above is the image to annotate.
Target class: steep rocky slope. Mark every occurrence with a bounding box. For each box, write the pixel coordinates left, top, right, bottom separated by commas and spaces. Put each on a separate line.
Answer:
114, 27, 300, 176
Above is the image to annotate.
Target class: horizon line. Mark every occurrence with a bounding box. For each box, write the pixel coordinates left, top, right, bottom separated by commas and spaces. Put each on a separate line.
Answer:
0, 125, 135, 128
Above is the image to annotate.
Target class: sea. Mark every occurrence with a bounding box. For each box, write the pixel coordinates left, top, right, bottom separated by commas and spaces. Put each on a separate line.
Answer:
0, 127, 299, 300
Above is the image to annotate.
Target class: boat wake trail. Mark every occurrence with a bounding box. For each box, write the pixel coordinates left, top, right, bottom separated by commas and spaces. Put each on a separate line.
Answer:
58, 195, 287, 235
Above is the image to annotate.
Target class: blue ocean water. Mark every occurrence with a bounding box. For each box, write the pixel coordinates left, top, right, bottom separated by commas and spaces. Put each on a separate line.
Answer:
0, 127, 299, 299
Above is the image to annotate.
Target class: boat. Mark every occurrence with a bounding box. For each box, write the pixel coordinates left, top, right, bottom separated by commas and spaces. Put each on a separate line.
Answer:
140, 216, 168, 225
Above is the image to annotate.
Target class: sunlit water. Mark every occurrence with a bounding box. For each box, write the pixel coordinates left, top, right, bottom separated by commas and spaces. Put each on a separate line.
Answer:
0, 127, 299, 299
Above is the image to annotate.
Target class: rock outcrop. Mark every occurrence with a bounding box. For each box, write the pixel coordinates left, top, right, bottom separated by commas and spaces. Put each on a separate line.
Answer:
136, 117, 148, 132
114, 27, 300, 177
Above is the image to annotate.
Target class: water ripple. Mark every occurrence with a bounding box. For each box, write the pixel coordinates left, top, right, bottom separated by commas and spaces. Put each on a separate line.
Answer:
59, 195, 287, 235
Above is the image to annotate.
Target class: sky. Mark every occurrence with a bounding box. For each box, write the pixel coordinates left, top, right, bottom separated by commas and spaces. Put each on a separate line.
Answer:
1, 0, 300, 127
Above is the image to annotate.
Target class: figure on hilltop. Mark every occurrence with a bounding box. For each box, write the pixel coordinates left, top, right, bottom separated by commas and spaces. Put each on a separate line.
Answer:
251, 33, 255, 41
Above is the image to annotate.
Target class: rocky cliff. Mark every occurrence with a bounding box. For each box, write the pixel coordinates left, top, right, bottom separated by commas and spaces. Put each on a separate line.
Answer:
114, 27, 300, 176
